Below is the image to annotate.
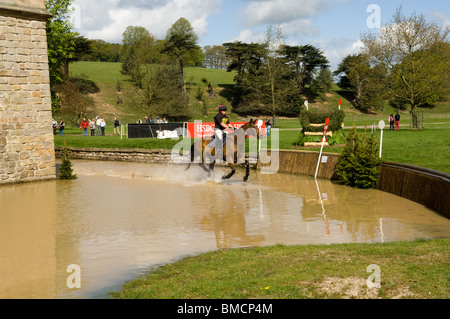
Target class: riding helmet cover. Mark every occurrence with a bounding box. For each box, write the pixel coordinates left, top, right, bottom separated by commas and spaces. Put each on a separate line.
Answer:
219, 105, 227, 111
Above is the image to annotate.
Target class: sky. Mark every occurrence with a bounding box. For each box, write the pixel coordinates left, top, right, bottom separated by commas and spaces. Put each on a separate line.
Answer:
70, 0, 450, 70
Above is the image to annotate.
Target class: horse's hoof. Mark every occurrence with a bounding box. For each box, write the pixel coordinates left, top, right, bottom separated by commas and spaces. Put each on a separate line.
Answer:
222, 175, 229, 180
243, 176, 249, 182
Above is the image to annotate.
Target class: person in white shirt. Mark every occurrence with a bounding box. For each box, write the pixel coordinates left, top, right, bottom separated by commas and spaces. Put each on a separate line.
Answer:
100, 118, 106, 136
96, 116, 102, 136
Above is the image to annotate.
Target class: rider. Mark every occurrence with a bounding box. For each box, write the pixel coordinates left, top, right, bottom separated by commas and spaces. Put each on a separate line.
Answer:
214, 105, 232, 160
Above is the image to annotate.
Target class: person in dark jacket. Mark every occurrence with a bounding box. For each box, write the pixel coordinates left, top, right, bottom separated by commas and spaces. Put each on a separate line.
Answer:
395, 112, 400, 130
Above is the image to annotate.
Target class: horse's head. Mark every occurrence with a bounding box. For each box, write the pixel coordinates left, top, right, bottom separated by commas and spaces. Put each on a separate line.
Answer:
243, 119, 261, 140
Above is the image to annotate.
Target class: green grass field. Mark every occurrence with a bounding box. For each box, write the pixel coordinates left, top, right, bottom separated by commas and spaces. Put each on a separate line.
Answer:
113, 239, 450, 299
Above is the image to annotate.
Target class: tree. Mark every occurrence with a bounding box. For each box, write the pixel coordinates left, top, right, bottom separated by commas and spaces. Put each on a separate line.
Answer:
163, 18, 200, 93
46, 0, 78, 110
70, 36, 93, 62
362, 7, 449, 128
88, 39, 121, 62
257, 26, 302, 116
334, 126, 381, 189
335, 54, 387, 111
139, 65, 192, 121
310, 67, 333, 101
204, 45, 229, 69
223, 41, 266, 113
120, 26, 160, 88
223, 28, 303, 117
58, 144, 77, 180
280, 44, 329, 90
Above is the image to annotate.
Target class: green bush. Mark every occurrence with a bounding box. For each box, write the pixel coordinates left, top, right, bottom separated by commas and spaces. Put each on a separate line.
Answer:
58, 146, 77, 180
334, 126, 381, 189
295, 109, 346, 146
299, 109, 345, 133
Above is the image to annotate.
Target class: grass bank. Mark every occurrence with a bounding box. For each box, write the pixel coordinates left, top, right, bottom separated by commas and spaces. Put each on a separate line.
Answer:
113, 238, 449, 299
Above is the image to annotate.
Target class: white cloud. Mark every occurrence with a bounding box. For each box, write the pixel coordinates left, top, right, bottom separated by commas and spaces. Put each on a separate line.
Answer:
74, 0, 221, 43
429, 11, 450, 31
320, 38, 363, 71
279, 19, 320, 37
239, 0, 346, 26
225, 29, 266, 44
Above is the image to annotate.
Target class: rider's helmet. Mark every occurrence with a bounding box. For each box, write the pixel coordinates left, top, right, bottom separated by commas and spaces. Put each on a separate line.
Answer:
219, 105, 227, 112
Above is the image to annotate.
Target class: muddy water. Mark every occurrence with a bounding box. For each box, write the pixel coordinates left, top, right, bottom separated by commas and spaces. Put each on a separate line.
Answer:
0, 160, 449, 299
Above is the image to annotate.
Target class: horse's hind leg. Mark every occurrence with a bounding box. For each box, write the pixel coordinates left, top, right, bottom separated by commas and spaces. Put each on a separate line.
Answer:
222, 163, 236, 180
199, 162, 210, 173
243, 160, 250, 182
208, 162, 215, 178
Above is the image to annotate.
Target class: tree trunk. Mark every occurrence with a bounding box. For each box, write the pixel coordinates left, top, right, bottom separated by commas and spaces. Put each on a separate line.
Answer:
178, 55, 186, 93
411, 105, 419, 129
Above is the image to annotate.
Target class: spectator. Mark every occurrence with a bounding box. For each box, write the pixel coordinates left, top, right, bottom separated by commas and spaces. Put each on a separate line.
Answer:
89, 118, 96, 136
114, 117, 120, 135
395, 112, 400, 130
137, 118, 142, 124
101, 118, 106, 136
163, 118, 168, 123
58, 120, 65, 136
389, 114, 394, 130
265, 117, 272, 137
96, 116, 102, 136
52, 118, 57, 135
80, 118, 89, 136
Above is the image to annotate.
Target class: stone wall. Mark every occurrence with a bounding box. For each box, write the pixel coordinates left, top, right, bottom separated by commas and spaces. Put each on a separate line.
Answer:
0, 0, 55, 184
55, 147, 175, 164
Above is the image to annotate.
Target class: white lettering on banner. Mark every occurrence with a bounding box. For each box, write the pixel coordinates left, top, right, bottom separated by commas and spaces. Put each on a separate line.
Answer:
187, 122, 265, 138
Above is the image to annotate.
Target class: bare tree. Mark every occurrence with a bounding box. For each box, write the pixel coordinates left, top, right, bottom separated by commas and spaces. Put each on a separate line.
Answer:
362, 8, 449, 128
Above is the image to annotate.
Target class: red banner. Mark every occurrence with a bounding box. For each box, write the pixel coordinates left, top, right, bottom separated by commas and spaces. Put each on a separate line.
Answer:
187, 121, 266, 138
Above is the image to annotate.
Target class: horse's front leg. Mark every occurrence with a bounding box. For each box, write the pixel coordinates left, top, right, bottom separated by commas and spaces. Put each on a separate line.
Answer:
199, 145, 214, 174
222, 163, 236, 180
243, 160, 250, 182
208, 162, 215, 178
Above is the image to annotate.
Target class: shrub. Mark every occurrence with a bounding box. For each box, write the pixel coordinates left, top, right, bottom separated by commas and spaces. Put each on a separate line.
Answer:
334, 126, 381, 189
58, 145, 77, 180
295, 109, 346, 146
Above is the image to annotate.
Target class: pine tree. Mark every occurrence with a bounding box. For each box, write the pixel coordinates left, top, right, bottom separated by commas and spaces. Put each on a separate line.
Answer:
58, 145, 77, 180
334, 125, 360, 187
334, 126, 381, 189
354, 130, 380, 189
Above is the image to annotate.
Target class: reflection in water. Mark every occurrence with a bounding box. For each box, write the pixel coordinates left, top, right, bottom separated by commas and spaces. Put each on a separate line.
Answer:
0, 160, 449, 299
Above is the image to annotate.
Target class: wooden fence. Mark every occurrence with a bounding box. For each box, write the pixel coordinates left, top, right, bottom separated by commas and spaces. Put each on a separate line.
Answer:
377, 162, 450, 218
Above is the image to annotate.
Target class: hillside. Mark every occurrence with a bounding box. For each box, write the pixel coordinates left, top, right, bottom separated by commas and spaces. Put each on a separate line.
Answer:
68, 61, 450, 127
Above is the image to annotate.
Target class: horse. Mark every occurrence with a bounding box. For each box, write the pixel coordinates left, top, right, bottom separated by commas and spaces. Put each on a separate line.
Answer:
185, 119, 261, 182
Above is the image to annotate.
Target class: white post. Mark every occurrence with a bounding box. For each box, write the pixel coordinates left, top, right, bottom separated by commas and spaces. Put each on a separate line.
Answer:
257, 120, 263, 155
378, 120, 385, 158
379, 129, 383, 158
314, 138, 326, 179
315, 118, 330, 179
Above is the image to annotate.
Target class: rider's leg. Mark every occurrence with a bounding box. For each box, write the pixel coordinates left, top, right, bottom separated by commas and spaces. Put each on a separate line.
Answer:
214, 129, 224, 162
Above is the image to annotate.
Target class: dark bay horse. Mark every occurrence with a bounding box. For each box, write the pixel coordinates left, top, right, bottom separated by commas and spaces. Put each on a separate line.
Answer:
185, 119, 260, 182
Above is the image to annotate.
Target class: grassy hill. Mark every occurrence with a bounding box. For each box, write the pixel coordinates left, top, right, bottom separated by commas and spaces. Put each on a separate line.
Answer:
68, 61, 450, 126
68, 61, 239, 124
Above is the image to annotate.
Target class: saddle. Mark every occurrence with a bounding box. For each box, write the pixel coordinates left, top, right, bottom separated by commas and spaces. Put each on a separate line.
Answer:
207, 133, 228, 149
